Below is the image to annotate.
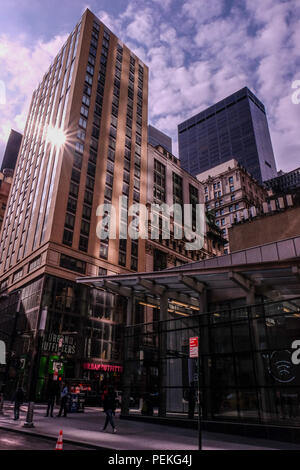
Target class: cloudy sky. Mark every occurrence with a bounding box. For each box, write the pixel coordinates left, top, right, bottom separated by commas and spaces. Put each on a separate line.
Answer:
0, 0, 299, 172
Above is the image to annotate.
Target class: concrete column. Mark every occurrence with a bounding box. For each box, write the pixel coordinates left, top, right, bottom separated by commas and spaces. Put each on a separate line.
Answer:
198, 290, 211, 420
126, 295, 134, 326
246, 289, 255, 305
247, 292, 269, 423
158, 293, 169, 417
121, 296, 135, 416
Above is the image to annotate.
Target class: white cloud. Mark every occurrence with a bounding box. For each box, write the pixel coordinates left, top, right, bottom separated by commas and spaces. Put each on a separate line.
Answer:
0, 32, 67, 153
1, 0, 300, 173
182, 0, 225, 23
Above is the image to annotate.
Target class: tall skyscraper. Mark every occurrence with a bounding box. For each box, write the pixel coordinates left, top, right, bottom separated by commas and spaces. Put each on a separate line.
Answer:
178, 87, 277, 183
1, 129, 23, 171
0, 9, 148, 395
148, 125, 172, 153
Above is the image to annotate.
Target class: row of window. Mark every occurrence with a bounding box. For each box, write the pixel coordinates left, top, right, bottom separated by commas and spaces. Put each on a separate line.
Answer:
99, 39, 117, 261
63, 29, 106, 251
1, 22, 82, 273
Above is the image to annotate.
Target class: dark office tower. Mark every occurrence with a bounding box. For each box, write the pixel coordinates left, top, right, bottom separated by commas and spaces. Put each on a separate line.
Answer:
178, 87, 277, 183
1, 129, 23, 171
148, 125, 172, 153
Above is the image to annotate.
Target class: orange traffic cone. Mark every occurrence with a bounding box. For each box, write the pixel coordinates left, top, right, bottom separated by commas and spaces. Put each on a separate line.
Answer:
55, 430, 63, 450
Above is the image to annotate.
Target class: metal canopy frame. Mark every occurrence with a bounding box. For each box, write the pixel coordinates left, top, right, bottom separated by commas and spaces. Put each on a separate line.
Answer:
77, 236, 300, 310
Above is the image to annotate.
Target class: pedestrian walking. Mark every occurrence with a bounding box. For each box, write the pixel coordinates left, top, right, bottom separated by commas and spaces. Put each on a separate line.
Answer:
12, 385, 24, 421
45, 380, 58, 417
102, 386, 117, 433
57, 382, 69, 418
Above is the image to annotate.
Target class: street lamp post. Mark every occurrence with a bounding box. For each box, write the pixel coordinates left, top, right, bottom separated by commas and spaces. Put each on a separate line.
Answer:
23, 307, 48, 428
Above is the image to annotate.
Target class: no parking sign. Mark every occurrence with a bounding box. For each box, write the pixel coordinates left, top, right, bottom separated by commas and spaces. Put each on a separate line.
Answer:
189, 337, 199, 358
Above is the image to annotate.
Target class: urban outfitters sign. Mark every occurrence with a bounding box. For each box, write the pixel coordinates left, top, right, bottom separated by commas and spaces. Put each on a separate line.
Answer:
42, 333, 76, 355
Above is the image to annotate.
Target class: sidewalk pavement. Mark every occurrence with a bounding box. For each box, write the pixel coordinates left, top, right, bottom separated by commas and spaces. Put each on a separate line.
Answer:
1, 402, 300, 451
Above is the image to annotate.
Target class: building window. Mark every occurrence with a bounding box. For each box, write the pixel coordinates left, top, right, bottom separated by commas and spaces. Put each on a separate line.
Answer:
67, 197, 77, 214
63, 229, 73, 246
28, 257, 42, 273
71, 169, 81, 184
69, 182, 79, 198
60, 254, 86, 274
100, 242, 108, 259
119, 251, 126, 267
13, 269, 23, 282
131, 256, 138, 271
65, 213, 75, 230
153, 159, 166, 203
84, 190, 93, 205
82, 205, 92, 220
79, 235, 88, 252
81, 220, 90, 236
98, 267, 107, 276
153, 249, 167, 271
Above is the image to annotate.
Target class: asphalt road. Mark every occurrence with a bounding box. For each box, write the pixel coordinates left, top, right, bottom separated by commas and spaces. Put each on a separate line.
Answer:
0, 431, 92, 450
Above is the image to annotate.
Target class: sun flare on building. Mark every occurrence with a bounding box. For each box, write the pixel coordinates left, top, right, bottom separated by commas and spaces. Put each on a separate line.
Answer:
46, 125, 66, 148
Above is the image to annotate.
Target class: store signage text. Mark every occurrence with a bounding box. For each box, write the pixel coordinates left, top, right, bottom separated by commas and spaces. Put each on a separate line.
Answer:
42, 333, 76, 355
189, 337, 198, 358
291, 340, 300, 365
0, 341, 6, 365
83, 363, 123, 373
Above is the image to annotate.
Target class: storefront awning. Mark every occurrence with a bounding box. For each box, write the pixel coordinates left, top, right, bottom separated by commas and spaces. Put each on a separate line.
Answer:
77, 236, 300, 304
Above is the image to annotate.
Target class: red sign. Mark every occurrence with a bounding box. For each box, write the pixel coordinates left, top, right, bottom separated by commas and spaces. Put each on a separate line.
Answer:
83, 363, 123, 373
189, 337, 199, 358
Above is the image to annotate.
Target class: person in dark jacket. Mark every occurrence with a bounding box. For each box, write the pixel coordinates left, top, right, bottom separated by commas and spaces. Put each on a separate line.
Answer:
45, 380, 58, 417
102, 386, 117, 433
13, 386, 24, 421
57, 382, 69, 417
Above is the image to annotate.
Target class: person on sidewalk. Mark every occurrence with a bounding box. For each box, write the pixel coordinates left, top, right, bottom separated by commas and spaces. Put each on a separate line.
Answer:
45, 380, 58, 417
102, 386, 117, 433
57, 382, 69, 418
12, 385, 24, 421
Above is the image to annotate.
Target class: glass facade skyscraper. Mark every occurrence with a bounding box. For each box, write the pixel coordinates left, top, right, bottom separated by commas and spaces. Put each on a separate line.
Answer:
178, 87, 277, 183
